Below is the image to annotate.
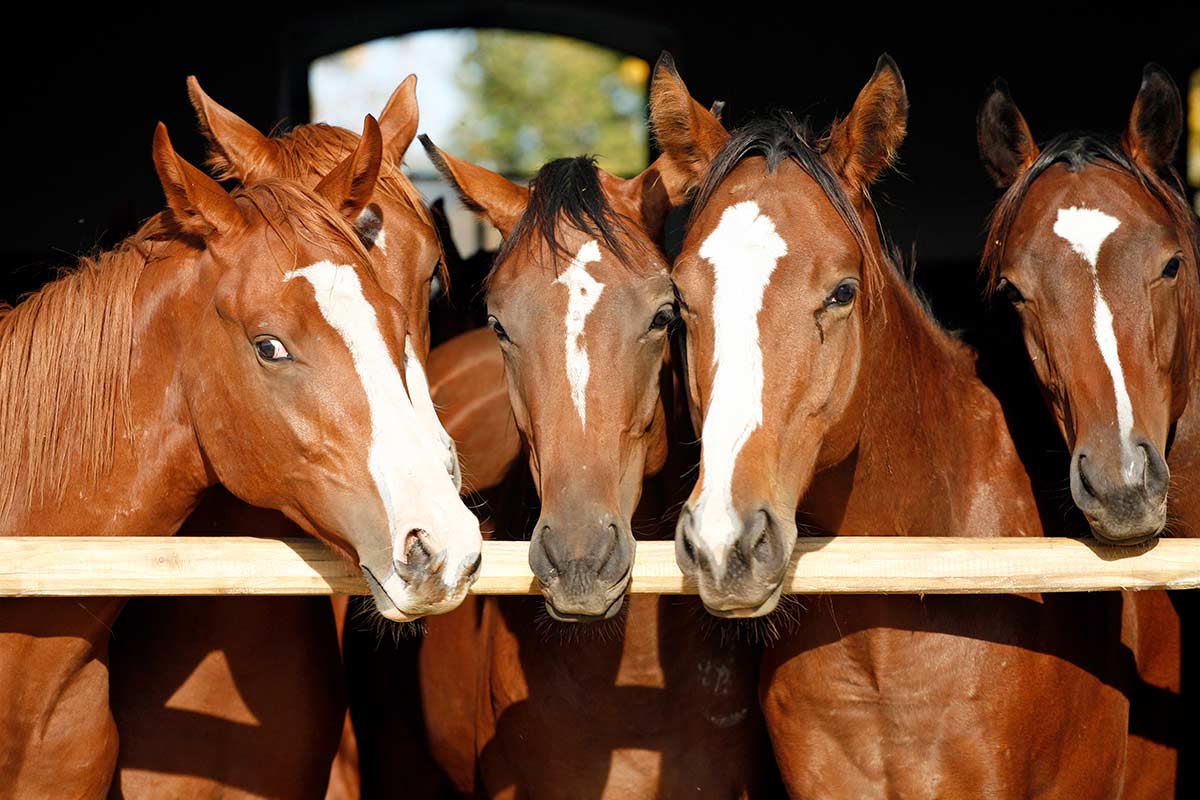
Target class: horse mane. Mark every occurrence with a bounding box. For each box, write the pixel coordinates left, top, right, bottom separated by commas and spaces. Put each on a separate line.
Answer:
690, 110, 890, 313
981, 132, 1200, 293
0, 219, 160, 521
207, 121, 447, 285
0, 179, 371, 521
489, 156, 653, 284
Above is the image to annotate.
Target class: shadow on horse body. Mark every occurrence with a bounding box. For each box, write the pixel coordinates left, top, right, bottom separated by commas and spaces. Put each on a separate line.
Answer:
977, 66, 1199, 796
410, 139, 779, 798
650, 53, 1148, 798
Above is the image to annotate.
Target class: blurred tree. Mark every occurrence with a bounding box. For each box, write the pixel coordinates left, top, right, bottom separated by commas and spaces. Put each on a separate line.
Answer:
450, 30, 649, 177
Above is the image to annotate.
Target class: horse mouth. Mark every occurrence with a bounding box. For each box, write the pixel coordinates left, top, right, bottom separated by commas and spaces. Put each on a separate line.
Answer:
700, 579, 785, 619
542, 567, 632, 623
360, 563, 466, 622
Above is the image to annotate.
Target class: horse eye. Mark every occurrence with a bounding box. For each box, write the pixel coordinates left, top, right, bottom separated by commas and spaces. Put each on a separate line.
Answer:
826, 282, 858, 307
1162, 256, 1182, 280
430, 272, 445, 303
487, 315, 510, 342
999, 278, 1025, 304
255, 336, 292, 362
650, 304, 677, 331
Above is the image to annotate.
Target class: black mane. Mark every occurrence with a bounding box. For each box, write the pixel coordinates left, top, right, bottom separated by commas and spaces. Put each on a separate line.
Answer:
691, 110, 889, 307
495, 156, 637, 274
982, 131, 1198, 290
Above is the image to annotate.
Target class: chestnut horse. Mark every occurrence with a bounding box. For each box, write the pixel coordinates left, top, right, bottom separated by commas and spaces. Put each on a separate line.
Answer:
108, 76, 455, 799
0, 117, 481, 797
412, 137, 778, 796
977, 66, 1195, 795
651, 54, 1140, 797
976, 65, 1198, 545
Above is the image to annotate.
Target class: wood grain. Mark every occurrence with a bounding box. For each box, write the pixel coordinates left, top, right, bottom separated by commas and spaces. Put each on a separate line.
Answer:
0, 536, 1197, 596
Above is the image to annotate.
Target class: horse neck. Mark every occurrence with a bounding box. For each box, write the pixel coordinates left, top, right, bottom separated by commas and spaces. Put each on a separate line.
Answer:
3, 240, 211, 535
806, 263, 1033, 535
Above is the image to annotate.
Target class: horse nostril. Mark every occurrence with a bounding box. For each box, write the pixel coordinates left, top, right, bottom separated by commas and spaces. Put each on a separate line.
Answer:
1076, 455, 1099, 500
404, 529, 433, 566
463, 551, 482, 579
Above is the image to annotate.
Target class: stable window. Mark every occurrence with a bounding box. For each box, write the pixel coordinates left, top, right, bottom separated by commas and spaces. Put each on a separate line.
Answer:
310, 29, 650, 256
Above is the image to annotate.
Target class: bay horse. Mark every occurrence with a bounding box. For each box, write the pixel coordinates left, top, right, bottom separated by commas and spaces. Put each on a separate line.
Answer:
0, 116, 481, 797
412, 137, 779, 796
108, 76, 458, 799
651, 53, 1140, 797
976, 65, 1198, 545
976, 66, 1195, 795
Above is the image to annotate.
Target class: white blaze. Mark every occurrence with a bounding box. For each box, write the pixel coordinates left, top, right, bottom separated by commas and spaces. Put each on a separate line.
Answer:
692, 201, 788, 566
1053, 206, 1136, 477
284, 261, 478, 592
556, 240, 604, 427
404, 338, 461, 486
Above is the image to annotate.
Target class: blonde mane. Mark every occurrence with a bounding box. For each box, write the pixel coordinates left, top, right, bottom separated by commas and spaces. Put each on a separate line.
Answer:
0, 179, 371, 521
207, 122, 447, 283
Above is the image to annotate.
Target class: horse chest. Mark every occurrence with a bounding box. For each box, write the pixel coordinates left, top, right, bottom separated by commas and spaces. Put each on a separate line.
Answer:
477, 597, 769, 798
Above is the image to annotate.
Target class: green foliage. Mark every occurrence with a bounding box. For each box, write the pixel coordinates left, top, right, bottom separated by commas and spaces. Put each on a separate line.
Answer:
449, 30, 649, 177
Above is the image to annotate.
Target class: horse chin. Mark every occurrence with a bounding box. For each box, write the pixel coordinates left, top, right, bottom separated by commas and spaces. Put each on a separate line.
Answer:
360, 564, 466, 623
1082, 502, 1168, 547
700, 580, 785, 619
1085, 522, 1165, 548
542, 583, 629, 623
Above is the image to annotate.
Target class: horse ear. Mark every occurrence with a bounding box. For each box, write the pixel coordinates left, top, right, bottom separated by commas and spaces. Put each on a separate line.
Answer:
598, 160, 674, 241
977, 78, 1039, 188
379, 74, 419, 164
826, 54, 908, 191
1124, 64, 1183, 173
419, 135, 529, 237
153, 122, 243, 237
187, 76, 281, 182
316, 115, 384, 221
648, 52, 729, 203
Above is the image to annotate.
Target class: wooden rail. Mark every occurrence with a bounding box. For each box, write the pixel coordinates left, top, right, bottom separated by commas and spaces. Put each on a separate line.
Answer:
0, 537, 1198, 597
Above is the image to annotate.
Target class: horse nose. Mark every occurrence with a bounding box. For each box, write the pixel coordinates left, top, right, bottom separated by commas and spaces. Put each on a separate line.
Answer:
1139, 439, 1170, 501
528, 513, 632, 621
676, 505, 790, 616
392, 529, 448, 584
1071, 438, 1169, 543
676, 505, 705, 578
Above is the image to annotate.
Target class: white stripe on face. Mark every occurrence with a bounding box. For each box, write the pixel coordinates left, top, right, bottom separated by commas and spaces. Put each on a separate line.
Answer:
555, 240, 604, 427
692, 201, 788, 566
284, 262, 476, 580
1053, 206, 1136, 476
404, 337, 461, 486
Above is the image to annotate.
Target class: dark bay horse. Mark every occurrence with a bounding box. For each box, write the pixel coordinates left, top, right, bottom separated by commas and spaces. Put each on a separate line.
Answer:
412, 137, 778, 796
977, 65, 1198, 545
0, 117, 480, 797
108, 76, 461, 799
651, 53, 1138, 797
977, 66, 1196, 796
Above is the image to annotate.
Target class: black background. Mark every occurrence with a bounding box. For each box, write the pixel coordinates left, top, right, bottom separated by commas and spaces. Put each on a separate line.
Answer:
2, 1, 1196, 312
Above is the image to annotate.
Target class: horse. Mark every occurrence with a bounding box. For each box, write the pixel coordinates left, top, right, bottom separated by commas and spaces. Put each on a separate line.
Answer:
650, 53, 1141, 797
107, 76, 459, 799
976, 65, 1198, 546
976, 65, 1196, 796
407, 136, 779, 796
0, 115, 481, 797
